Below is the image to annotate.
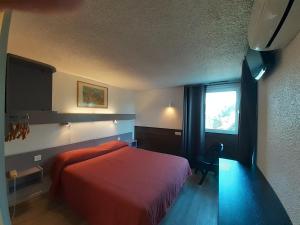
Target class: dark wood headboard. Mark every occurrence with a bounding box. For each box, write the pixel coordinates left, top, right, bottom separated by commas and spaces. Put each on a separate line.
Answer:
134, 126, 182, 156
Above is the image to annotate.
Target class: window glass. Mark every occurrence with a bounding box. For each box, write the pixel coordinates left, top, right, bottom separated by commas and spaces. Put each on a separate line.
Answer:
205, 88, 239, 134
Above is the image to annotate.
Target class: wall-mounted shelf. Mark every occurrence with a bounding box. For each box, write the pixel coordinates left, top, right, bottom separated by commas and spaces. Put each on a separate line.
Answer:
5, 111, 136, 125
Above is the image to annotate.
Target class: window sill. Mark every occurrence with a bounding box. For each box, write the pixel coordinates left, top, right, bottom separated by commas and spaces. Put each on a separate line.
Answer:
205, 130, 238, 135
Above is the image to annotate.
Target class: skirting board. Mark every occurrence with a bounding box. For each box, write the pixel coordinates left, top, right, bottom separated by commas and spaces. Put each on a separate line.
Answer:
5, 132, 133, 173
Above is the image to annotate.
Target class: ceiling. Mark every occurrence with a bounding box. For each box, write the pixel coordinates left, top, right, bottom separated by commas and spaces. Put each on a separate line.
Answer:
8, 0, 253, 90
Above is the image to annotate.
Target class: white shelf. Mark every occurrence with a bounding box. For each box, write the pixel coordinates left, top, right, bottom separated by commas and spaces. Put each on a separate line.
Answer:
8, 176, 50, 206
16, 166, 43, 179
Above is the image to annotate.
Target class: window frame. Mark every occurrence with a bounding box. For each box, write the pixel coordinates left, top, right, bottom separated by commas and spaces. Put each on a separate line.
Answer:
205, 83, 241, 135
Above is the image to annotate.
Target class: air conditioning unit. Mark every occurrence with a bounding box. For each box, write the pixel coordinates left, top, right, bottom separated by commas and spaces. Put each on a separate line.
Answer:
248, 0, 300, 51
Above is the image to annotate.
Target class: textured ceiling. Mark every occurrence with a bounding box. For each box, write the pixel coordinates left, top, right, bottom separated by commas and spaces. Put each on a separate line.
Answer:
8, 0, 253, 90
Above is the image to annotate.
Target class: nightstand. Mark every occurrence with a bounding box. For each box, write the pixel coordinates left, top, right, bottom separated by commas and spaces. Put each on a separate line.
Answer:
7, 166, 46, 206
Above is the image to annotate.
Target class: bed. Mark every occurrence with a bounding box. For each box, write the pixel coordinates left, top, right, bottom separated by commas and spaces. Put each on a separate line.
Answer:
50, 141, 191, 225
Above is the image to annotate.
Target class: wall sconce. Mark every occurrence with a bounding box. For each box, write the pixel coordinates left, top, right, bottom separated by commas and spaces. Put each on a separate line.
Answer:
113, 120, 118, 124
165, 101, 176, 115
168, 101, 174, 108
61, 122, 72, 128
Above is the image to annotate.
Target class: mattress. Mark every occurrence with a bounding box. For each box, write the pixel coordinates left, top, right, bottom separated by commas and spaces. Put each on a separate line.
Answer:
50, 141, 191, 225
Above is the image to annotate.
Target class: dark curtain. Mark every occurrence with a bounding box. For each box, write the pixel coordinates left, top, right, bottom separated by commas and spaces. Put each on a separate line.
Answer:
182, 85, 206, 167
238, 60, 258, 166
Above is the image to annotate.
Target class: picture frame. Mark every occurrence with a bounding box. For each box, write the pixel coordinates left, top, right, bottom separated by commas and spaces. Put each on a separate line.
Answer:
77, 81, 108, 108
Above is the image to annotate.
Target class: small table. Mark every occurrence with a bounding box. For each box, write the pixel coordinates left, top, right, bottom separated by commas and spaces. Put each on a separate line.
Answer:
7, 166, 44, 205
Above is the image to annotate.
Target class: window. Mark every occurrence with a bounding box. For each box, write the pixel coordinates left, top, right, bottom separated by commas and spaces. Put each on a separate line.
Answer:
205, 84, 240, 134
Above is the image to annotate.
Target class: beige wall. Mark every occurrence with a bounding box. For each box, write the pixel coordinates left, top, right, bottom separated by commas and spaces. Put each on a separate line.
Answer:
135, 87, 184, 130
5, 72, 135, 156
257, 33, 300, 225
53, 72, 135, 114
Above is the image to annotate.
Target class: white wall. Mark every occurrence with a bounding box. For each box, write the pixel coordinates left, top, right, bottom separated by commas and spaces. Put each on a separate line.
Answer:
53, 72, 135, 114
257, 33, 300, 225
135, 87, 183, 130
5, 72, 135, 156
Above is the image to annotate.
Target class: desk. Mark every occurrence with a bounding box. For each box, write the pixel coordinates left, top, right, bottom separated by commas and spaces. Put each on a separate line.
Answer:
218, 158, 292, 225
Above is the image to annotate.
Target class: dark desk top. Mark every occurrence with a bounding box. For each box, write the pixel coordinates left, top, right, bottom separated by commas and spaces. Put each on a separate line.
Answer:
218, 158, 292, 225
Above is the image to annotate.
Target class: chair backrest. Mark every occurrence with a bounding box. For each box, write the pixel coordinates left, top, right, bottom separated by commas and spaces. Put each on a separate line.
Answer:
205, 143, 224, 164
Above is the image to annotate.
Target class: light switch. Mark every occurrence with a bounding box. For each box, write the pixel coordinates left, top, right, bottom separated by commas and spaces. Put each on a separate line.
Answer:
34, 155, 42, 162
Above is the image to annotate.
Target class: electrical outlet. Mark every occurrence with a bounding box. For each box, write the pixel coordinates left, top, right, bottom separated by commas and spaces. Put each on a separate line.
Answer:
174, 131, 182, 136
34, 155, 42, 162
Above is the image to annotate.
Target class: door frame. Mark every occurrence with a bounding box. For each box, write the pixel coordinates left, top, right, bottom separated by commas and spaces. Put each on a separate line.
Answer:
0, 11, 12, 225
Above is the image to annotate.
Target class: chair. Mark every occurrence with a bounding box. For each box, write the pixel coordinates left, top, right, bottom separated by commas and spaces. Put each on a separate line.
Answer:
195, 143, 224, 185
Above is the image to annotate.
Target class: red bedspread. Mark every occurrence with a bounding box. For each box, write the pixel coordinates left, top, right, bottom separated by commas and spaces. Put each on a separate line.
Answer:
51, 141, 191, 225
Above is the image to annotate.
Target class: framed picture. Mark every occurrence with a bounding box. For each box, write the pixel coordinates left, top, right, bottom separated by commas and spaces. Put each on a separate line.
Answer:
77, 81, 108, 108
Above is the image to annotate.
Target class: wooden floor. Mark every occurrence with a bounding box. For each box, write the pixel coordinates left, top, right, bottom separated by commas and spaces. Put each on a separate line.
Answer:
160, 173, 217, 225
11, 173, 217, 225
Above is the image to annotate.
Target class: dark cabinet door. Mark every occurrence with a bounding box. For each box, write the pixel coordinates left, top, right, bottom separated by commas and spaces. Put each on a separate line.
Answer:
6, 54, 55, 112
